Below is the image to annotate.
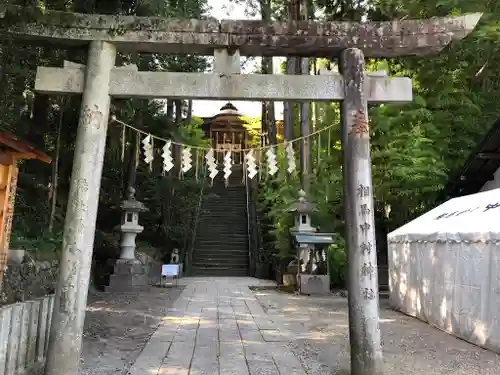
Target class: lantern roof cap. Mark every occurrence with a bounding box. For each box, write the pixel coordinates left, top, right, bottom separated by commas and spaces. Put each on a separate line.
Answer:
287, 189, 317, 214
121, 187, 148, 212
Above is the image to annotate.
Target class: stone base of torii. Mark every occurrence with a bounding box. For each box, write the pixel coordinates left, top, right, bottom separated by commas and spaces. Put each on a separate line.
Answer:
0, 6, 482, 375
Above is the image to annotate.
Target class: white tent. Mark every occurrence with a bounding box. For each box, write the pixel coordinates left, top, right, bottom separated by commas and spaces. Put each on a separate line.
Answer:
388, 188, 500, 353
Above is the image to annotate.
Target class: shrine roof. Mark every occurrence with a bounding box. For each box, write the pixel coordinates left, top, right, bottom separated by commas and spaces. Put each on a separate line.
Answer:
0, 6, 482, 58
443, 117, 500, 199
0, 132, 51, 163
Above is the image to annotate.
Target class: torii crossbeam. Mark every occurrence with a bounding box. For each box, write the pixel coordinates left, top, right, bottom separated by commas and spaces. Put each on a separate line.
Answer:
0, 5, 481, 57
0, 6, 482, 375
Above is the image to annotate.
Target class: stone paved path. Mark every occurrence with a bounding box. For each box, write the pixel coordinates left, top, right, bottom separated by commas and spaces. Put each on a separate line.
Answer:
127, 277, 301, 375
127, 277, 500, 375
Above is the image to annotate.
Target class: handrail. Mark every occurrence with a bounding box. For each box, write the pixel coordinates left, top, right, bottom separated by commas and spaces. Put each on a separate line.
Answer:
185, 175, 205, 275
245, 173, 264, 278
245, 173, 252, 275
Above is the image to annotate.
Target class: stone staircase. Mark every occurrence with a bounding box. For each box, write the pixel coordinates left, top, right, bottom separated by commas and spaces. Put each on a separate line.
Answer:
191, 165, 250, 276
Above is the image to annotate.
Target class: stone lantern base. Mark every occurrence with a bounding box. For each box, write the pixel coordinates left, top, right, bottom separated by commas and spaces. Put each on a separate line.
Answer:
106, 259, 149, 292
299, 274, 330, 295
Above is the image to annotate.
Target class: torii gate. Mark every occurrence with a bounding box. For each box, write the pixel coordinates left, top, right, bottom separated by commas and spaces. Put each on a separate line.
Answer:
0, 6, 481, 375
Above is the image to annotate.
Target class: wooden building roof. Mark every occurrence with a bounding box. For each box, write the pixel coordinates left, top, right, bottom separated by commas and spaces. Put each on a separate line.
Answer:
442, 117, 500, 199
0, 132, 51, 164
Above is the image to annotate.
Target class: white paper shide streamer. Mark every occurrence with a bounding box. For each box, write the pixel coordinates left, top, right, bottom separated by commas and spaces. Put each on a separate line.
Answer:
205, 148, 218, 180
266, 147, 278, 176
142, 134, 154, 165
245, 150, 257, 179
285, 142, 296, 174
223, 151, 232, 183
162, 141, 174, 172
181, 147, 192, 173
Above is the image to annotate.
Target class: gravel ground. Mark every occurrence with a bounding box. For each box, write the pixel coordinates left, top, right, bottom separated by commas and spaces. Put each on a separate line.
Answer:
253, 290, 500, 375
78, 286, 184, 375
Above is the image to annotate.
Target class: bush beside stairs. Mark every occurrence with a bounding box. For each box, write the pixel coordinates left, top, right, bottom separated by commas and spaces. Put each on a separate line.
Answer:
191, 165, 250, 276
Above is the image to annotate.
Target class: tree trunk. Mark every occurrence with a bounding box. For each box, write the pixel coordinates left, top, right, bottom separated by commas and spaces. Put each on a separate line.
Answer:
123, 110, 142, 199
186, 100, 193, 124
260, 0, 276, 145
166, 99, 174, 127
299, 0, 311, 193
174, 100, 183, 124
284, 0, 300, 141
48, 97, 65, 233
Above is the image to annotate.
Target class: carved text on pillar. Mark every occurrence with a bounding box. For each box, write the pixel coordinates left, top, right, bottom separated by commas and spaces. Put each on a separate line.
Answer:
360, 203, 370, 215
361, 262, 375, 280
357, 172, 375, 299
363, 287, 376, 300
348, 109, 369, 137
360, 241, 372, 255
357, 184, 370, 198
82, 105, 104, 130
69, 178, 89, 235
360, 222, 370, 233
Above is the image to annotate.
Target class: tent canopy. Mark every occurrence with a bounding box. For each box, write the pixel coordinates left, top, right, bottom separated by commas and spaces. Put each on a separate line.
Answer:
388, 188, 500, 243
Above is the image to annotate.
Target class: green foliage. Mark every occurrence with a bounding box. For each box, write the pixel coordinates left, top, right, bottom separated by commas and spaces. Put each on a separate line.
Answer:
10, 230, 63, 261
3, 0, 210, 266
328, 236, 347, 288
255, 0, 500, 286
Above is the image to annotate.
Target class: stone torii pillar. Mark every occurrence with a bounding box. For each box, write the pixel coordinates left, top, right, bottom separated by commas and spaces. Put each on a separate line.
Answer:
43, 41, 116, 375
340, 49, 383, 374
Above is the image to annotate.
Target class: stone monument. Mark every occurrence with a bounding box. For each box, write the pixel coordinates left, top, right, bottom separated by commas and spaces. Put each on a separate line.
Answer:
107, 187, 149, 292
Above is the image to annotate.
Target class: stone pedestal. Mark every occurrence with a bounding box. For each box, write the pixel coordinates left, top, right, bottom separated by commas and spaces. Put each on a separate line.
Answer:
299, 274, 330, 295
106, 259, 149, 292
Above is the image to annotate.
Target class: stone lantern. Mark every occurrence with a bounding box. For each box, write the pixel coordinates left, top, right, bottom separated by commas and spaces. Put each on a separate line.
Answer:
288, 189, 317, 234
118, 187, 147, 260
107, 187, 149, 292
288, 190, 335, 295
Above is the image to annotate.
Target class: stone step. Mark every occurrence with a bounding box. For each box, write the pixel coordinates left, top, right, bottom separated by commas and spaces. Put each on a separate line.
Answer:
192, 256, 248, 264
203, 195, 246, 200
196, 234, 247, 240
194, 250, 248, 256
196, 230, 247, 236
194, 234, 249, 241
196, 222, 247, 228
197, 216, 247, 221
197, 224, 247, 229
196, 223, 247, 229
192, 257, 248, 265
195, 247, 248, 253
195, 252, 248, 258
194, 249, 248, 257
203, 196, 246, 201
195, 238, 248, 244
199, 209, 247, 214
193, 256, 248, 265
195, 239, 247, 244
202, 197, 247, 209
190, 266, 249, 277
194, 241, 248, 247
202, 201, 247, 205
202, 199, 247, 204
195, 232, 248, 237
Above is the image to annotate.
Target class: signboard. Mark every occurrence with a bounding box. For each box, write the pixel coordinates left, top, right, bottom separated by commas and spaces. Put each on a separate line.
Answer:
162, 264, 180, 277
